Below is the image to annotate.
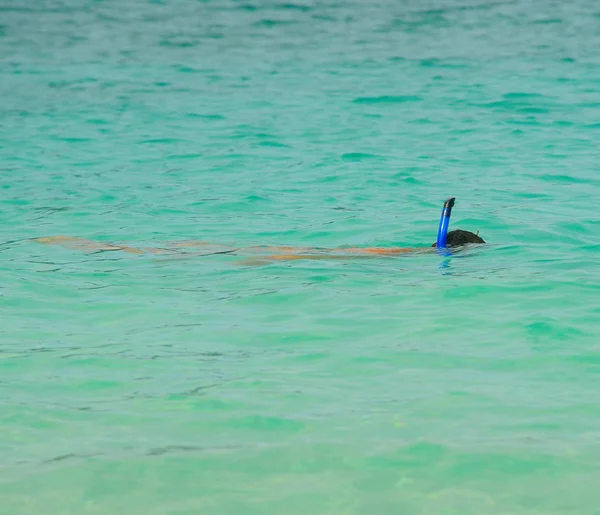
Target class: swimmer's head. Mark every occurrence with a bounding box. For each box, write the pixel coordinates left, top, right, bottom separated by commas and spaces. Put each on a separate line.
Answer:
431, 229, 485, 248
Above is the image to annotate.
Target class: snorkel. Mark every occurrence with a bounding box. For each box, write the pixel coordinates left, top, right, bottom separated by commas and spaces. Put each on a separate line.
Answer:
436, 197, 455, 249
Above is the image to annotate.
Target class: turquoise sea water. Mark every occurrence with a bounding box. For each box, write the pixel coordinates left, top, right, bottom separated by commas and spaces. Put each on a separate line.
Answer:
2, 0, 600, 513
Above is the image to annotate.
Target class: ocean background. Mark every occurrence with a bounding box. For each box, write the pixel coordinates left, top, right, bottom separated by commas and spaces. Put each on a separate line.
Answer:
2, 0, 600, 513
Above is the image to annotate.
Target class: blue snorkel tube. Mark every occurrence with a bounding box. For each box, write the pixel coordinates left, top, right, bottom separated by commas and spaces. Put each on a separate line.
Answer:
436, 197, 455, 249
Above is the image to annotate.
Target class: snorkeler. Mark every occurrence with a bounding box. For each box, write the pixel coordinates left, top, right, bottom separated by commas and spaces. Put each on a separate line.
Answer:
33, 198, 485, 261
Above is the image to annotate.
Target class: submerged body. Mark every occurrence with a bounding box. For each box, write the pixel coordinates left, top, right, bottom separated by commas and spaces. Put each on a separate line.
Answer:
34, 198, 486, 262
34, 230, 485, 263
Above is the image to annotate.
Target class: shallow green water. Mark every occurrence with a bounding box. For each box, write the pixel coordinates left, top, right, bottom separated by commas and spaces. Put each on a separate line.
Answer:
2, 0, 600, 513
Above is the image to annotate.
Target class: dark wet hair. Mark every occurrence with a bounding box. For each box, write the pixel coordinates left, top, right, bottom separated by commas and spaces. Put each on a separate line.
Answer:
432, 229, 485, 248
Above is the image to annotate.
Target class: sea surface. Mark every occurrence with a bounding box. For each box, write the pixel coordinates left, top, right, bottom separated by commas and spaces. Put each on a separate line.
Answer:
2, 0, 600, 513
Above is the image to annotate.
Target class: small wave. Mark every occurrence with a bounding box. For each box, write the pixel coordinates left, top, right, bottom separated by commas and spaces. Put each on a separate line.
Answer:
253, 19, 298, 28
159, 40, 200, 48
353, 95, 422, 104
275, 3, 312, 12
341, 152, 381, 161
503, 92, 545, 100
538, 174, 595, 185
185, 113, 226, 120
